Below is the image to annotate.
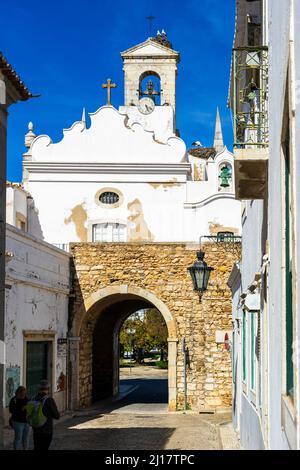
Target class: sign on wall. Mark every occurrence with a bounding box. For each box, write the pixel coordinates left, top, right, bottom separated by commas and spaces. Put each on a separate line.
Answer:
57, 338, 68, 357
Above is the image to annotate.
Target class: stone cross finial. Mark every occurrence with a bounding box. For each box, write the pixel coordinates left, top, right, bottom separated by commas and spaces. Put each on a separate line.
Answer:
146, 14, 155, 36
25, 121, 36, 148
102, 79, 117, 106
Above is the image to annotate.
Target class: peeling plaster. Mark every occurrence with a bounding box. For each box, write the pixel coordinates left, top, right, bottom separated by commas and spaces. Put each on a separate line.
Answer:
127, 198, 155, 242
64, 203, 88, 242
208, 222, 239, 236
193, 163, 204, 182
149, 178, 182, 190
57, 372, 66, 392
26, 297, 43, 316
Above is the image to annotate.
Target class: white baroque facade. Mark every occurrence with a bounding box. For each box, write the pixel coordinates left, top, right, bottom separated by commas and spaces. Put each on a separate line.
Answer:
22, 37, 241, 247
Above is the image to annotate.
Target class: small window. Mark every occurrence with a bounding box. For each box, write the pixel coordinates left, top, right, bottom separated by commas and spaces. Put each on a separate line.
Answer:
99, 192, 119, 205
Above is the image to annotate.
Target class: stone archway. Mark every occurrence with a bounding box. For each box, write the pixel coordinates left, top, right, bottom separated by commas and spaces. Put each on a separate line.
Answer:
69, 285, 178, 411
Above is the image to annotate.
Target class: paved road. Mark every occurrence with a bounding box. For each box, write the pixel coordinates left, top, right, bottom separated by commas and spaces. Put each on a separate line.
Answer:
49, 368, 227, 450
4, 367, 233, 450
103, 367, 168, 414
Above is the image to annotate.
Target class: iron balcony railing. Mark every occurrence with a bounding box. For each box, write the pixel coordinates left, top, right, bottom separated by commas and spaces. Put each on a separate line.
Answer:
233, 46, 269, 148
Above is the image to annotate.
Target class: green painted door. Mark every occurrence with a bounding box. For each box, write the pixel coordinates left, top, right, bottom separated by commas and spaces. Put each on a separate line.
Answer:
242, 311, 247, 382
26, 342, 50, 398
285, 155, 294, 398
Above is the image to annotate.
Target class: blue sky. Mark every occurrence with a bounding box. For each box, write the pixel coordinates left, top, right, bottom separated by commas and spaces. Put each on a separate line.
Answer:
0, 0, 235, 182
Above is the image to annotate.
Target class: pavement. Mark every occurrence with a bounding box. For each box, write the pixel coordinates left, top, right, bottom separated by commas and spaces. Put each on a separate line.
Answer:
218, 422, 241, 450
3, 366, 240, 450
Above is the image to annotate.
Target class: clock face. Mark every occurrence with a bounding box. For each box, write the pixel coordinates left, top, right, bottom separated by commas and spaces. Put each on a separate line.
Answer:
138, 98, 155, 115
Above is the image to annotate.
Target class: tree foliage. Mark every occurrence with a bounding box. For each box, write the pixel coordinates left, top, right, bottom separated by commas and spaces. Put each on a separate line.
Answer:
120, 308, 168, 362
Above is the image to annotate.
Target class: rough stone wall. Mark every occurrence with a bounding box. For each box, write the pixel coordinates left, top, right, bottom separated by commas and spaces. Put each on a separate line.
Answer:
70, 242, 240, 410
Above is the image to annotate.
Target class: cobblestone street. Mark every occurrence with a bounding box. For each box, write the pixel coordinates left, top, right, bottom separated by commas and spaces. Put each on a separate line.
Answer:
4, 367, 238, 450
49, 409, 229, 450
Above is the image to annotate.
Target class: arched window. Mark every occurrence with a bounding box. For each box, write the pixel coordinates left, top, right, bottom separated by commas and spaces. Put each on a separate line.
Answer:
139, 71, 161, 105
218, 162, 233, 191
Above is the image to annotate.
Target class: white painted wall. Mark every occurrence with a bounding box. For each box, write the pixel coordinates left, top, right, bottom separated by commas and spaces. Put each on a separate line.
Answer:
119, 105, 175, 143
241, 200, 265, 289
23, 105, 241, 245
6, 184, 43, 239
4, 224, 70, 418
227, 262, 242, 434
292, 0, 300, 450
267, 0, 298, 450
230, 0, 300, 450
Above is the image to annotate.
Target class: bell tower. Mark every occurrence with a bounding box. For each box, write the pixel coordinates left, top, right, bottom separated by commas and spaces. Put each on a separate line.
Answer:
121, 32, 180, 115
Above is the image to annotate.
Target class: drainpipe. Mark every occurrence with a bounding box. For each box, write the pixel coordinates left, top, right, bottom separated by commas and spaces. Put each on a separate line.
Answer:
182, 338, 187, 411
0, 88, 8, 449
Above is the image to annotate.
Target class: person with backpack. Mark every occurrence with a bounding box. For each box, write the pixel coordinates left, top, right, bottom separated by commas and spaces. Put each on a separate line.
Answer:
26, 380, 60, 450
9, 386, 30, 450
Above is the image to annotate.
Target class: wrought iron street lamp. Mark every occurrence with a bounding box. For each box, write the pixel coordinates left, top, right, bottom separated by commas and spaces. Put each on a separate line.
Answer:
188, 251, 214, 293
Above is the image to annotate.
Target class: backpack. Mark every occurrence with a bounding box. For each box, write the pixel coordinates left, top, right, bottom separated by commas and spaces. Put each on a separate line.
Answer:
25, 396, 48, 428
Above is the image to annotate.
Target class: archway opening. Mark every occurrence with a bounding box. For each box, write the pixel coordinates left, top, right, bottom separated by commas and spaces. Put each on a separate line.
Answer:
119, 308, 168, 406
75, 288, 177, 411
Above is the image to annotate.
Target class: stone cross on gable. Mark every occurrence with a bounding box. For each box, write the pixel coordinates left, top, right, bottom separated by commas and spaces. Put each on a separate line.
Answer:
102, 79, 117, 106
146, 14, 155, 37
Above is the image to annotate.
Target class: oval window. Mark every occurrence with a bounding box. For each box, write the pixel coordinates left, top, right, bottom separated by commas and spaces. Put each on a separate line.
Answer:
99, 191, 120, 205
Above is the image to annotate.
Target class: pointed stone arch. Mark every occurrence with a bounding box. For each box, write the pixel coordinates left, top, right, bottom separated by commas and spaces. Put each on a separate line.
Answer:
69, 285, 178, 411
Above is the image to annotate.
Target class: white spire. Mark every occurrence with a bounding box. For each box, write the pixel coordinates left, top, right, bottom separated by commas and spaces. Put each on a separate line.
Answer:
213, 107, 224, 153
24, 121, 36, 148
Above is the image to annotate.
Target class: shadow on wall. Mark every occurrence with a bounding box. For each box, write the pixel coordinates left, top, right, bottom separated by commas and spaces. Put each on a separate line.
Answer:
28, 197, 44, 239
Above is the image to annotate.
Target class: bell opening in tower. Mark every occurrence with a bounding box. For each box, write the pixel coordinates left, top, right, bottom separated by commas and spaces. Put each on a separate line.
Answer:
139, 72, 161, 106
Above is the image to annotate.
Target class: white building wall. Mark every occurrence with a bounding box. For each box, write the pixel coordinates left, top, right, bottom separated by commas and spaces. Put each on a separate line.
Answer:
292, 0, 300, 450
227, 263, 242, 433
230, 0, 300, 450
232, 199, 266, 449
23, 106, 241, 245
6, 184, 44, 239
241, 200, 265, 289
267, 0, 292, 450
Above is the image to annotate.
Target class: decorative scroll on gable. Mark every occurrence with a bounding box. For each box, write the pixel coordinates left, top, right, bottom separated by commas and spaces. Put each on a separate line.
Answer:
28, 106, 187, 164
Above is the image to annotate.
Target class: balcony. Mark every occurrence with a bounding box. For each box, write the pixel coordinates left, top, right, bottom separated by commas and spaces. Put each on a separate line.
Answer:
232, 46, 269, 200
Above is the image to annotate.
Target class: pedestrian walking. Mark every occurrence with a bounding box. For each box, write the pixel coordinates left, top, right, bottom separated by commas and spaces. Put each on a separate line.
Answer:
9, 386, 30, 450
26, 380, 60, 450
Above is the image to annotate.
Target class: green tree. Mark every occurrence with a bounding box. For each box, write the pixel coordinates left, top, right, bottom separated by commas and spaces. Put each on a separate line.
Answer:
119, 309, 168, 364
120, 312, 148, 363
144, 309, 168, 361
